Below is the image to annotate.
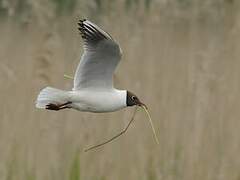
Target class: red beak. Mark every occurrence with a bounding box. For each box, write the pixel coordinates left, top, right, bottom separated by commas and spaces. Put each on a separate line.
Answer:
138, 101, 148, 109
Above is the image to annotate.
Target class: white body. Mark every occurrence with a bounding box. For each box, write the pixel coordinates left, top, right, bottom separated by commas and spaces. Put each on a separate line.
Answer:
36, 87, 126, 112
35, 20, 126, 113
69, 89, 126, 112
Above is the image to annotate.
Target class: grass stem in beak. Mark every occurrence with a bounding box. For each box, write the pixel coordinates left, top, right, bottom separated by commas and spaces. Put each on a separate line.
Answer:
140, 105, 159, 145
84, 107, 138, 152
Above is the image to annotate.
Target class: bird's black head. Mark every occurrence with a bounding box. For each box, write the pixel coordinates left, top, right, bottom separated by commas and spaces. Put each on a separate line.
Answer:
126, 91, 144, 107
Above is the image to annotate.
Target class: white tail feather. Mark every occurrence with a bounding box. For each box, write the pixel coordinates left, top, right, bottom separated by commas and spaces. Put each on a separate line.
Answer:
36, 87, 69, 109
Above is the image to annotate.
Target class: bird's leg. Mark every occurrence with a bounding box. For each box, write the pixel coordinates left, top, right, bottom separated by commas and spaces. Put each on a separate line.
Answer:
46, 102, 72, 111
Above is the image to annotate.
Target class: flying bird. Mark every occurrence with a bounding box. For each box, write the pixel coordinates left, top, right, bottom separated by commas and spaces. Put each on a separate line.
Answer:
36, 19, 144, 112
35, 19, 159, 151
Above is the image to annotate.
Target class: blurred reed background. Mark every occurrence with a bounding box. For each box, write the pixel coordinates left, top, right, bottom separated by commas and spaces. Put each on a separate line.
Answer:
0, 0, 240, 179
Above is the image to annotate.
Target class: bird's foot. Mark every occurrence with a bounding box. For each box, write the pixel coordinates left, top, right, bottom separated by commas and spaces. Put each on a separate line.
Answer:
46, 103, 60, 111
46, 102, 72, 111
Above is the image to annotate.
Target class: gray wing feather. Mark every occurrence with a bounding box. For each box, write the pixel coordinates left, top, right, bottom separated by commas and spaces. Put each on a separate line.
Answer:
73, 19, 121, 90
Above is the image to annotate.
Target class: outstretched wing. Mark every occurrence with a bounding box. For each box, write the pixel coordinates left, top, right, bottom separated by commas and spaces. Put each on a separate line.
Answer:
73, 19, 122, 90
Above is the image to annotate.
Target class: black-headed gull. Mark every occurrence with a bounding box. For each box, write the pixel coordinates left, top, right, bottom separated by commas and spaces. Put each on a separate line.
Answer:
36, 19, 145, 112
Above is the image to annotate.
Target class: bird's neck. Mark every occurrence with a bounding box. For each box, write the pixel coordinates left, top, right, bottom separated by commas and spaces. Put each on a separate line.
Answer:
114, 89, 127, 108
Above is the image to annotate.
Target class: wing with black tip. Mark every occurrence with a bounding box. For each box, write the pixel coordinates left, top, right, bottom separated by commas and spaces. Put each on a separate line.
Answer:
73, 19, 122, 90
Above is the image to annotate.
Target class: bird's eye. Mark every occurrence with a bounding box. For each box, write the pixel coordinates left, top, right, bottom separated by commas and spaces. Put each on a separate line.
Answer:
131, 96, 136, 101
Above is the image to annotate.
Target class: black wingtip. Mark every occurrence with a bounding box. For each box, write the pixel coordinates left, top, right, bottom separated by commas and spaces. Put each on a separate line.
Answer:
78, 19, 87, 30
79, 19, 86, 23
78, 19, 110, 43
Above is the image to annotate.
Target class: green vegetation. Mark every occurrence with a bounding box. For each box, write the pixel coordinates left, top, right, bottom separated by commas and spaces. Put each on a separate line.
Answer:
53, 0, 77, 15
69, 152, 80, 180
0, 0, 232, 19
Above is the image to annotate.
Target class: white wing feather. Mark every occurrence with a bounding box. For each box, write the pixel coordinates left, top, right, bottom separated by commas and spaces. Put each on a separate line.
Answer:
73, 19, 122, 90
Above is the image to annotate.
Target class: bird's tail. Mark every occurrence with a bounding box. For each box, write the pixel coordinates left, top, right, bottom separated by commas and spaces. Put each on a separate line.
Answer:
36, 87, 70, 109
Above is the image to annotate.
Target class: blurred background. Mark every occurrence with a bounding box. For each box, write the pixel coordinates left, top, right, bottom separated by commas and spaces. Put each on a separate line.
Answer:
0, 0, 240, 179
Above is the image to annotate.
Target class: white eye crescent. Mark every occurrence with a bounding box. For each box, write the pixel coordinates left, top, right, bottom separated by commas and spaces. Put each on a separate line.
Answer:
131, 96, 136, 100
